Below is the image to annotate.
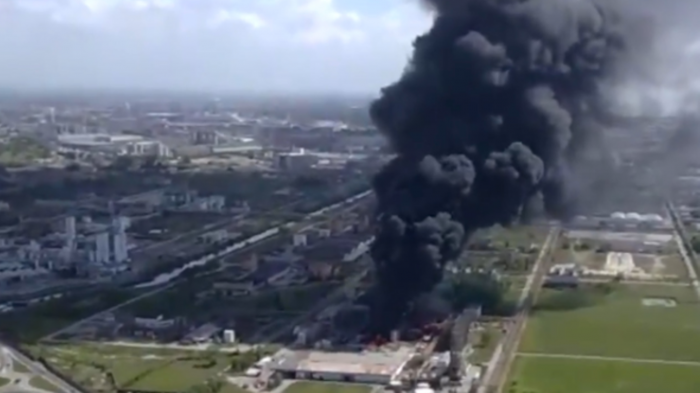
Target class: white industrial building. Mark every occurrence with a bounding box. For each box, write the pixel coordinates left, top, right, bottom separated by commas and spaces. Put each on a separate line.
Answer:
568, 212, 672, 231
122, 140, 173, 158
57, 133, 172, 158
0, 212, 134, 285
163, 190, 227, 212
269, 347, 413, 385
89, 215, 130, 268
275, 149, 319, 171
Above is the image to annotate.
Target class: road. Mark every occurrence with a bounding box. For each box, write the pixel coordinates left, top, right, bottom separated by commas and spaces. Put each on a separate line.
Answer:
517, 352, 700, 367
579, 278, 689, 286
40, 193, 371, 342
0, 346, 77, 393
666, 202, 700, 298
478, 226, 559, 393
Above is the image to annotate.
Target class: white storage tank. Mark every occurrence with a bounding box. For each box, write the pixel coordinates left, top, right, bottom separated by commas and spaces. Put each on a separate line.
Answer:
223, 329, 236, 343
293, 233, 307, 247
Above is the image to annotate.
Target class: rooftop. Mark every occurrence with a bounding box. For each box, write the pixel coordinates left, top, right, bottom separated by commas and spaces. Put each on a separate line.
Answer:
272, 346, 414, 376
566, 230, 673, 244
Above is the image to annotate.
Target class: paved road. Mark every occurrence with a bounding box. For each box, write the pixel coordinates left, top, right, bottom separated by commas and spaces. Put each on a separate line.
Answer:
579, 278, 689, 286
666, 202, 700, 295
0, 346, 76, 393
41, 194, 370, 342
517, 352, 700, 367
478, 226, 559, 393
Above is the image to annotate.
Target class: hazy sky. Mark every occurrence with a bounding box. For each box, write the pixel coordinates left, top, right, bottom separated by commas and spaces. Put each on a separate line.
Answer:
0, 0, 431, 94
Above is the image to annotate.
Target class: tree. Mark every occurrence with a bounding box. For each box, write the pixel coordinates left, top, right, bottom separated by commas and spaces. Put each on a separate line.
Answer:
691, 236, 700, 254
479, 330, 493, 349
443, 272, 506, 315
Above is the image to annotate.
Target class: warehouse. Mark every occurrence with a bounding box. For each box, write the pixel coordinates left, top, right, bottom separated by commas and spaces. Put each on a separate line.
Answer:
270, 347, 414, 385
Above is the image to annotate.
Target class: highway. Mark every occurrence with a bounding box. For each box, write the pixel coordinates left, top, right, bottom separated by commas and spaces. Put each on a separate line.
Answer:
40, 192, 371, 342
478, 226, 559, 393
0, 345, 77, 393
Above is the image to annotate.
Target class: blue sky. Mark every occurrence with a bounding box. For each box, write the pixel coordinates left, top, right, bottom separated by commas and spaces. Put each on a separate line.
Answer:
0, 0, 432, 93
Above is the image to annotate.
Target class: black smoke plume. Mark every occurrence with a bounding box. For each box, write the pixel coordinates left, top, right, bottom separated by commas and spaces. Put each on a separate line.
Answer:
369, 0, 640, 334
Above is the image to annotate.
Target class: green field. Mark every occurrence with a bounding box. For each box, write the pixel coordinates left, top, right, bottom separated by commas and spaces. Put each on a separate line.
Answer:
519, 284, 700, 361
0, 377, 8, 387
29, 376, 60, 392
470, 323, 505, 364
13, 360, 29, 373
120, 358, 229, 392
507, 355, 700, 393
33, 343, 266, 392
283, 381, 372, 393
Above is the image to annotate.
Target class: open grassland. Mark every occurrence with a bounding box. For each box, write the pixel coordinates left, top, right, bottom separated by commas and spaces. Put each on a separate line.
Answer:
283, 381, 372, 393
520, 283, 700, 361
32, 342, 266, 392
29, 377, 61, 392
507, 355, 700, 393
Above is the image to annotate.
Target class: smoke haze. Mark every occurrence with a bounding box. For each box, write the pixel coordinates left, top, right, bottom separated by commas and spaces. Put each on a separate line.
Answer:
368, 0, 657, 333
602, 0, 700, 116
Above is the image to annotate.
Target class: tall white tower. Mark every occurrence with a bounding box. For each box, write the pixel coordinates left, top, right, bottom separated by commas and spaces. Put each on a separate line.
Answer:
96, 232, 110, 264
28, 240, 41, 269
112, 216, 129, 264
64, 215, 76, 261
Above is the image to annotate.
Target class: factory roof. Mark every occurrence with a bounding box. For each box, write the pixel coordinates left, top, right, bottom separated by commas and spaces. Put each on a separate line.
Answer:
271, 347, 413, 376
58, 133, 145, 147
565, 230, 673, 244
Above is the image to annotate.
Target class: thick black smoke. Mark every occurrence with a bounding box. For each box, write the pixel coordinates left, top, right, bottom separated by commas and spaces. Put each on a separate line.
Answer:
369, 0, 639, 334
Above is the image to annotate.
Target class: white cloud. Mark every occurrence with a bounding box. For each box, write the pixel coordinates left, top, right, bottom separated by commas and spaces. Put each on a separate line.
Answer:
0, 0, 431, 93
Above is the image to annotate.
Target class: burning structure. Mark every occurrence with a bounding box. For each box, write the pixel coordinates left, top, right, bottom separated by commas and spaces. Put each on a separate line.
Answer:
368, 0, 647, 334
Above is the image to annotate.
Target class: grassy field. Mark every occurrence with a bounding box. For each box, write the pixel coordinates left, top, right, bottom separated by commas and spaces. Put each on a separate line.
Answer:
32, 343, 265, 392
283, 381, 372, 393
656, 254, 690, 279
507, 355, 700, 393
29, 376, 60, 392
470, 323, 505, 364
120, 358, 229, 392
0, 377, 8, 387
12, 360, 29, 373
520, 284, 700, 361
